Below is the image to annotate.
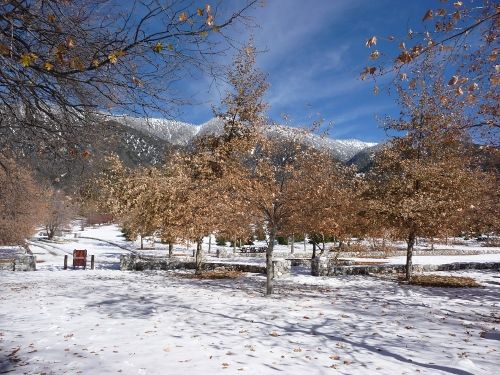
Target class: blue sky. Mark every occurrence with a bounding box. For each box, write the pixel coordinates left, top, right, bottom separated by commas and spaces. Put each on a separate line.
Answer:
176, 0, 437, 142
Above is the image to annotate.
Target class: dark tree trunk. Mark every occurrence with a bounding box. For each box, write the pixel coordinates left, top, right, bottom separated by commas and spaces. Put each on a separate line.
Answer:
290, 234, 294, 254
140, 235, 143, 250
168, 243, 173, 258
233, 237, 236, 254
208, 236, 212, 254
406, 232, 416, 281
312, 242, 317, 259
266, 229, 276, 295
195, 239, 203, 275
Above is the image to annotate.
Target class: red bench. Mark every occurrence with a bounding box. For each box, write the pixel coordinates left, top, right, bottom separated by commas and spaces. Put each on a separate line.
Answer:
73, 249, 87, 269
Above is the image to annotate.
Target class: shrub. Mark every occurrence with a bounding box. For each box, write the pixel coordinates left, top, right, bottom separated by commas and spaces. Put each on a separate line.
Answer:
276, 236, 288, 245
215, 236, 227, 246
121, 226, 135, 241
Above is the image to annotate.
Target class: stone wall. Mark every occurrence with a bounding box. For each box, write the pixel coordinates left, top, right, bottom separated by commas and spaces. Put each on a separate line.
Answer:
272, 259, 291, 279
311, 256, 500, 276
0, 255, 36, 271
234, 251, 311, 259
120, 255, 291, 278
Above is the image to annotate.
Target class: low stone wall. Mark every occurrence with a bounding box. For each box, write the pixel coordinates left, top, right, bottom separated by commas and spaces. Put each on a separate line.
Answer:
272, 259, 291, 278
120, 255, 290, 278
311, 256, 500, 276
234, 251, 311, 259
288, 258, 312, 267
0, 255, 36, 271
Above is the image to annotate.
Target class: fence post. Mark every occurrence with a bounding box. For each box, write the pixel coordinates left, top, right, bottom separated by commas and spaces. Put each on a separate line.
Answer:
91, 255, 95, 270
64, 255, 68, 270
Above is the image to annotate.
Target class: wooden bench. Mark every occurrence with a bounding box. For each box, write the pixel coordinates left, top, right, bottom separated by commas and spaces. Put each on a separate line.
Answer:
73, 249, 87, 269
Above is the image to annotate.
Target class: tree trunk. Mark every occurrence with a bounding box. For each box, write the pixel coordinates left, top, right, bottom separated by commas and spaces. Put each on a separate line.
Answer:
303, 235, 306, 252
233, 237, 236, 254
406, 232, 416, 281
140, 235, 143, 250
266, 229, 276, 295
312, 242, 317, 259
208, 235, 212, 254
195, 239, 203, 275
290, 234, 294, 254
168, 242, 173, 258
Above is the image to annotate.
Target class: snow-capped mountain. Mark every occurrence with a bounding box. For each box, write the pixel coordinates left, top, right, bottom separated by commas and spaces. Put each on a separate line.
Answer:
116, 115, 377, 162
116, 115, 200, 145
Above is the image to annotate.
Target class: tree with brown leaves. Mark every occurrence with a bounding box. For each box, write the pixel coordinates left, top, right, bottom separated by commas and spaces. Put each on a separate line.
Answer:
365, 81, 492, 281
0, 156, 46, 245
363, 0, 499, 144
43, 189, 75, 240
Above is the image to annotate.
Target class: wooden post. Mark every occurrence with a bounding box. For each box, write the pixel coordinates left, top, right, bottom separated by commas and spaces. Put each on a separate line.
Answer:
91, 255, 95, 270
64, 255, 68, 270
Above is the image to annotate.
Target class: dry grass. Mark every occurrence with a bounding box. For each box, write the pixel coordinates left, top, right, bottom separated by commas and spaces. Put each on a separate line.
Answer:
407, 275, 480, 288
351, 261, 388, 266
178, 268, 244, 280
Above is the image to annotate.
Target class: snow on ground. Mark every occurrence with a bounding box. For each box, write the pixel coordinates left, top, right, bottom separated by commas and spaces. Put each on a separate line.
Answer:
1, 225, 499, 374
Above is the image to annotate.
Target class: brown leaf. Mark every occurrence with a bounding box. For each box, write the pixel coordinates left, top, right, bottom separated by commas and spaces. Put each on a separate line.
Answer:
369, 50, 380, 60
467, 82, 478, 92
0, 44, 10, 56
422, 10, 433, 21
206, 14, 215, 26
365, 36, 377, 48
396, 51, 412, 64
448, 75, 459, 85
66, 37, 75, 49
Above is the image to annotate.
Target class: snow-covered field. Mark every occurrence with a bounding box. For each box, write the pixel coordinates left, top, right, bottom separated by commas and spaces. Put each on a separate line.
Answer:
1, 225, 499, 374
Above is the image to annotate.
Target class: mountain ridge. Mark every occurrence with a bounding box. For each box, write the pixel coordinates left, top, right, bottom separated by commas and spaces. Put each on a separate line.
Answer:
114, 115, 377, 162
